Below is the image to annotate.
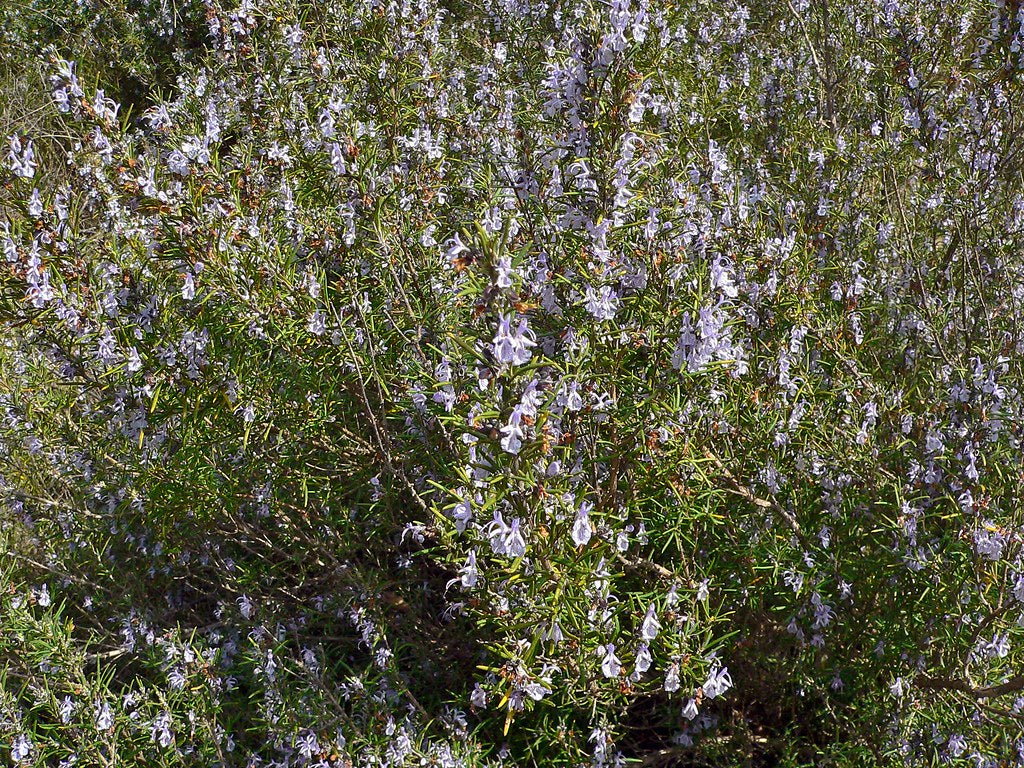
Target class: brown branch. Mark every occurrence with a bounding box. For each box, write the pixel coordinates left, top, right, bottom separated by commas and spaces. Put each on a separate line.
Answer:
914, 672, 1024, 700
701, 448, 809, 547
614, 552, 679, 584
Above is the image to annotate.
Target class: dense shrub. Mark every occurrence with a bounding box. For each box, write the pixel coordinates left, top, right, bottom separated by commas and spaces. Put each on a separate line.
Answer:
3, 0, 1024, 765
0, 0, 205, 113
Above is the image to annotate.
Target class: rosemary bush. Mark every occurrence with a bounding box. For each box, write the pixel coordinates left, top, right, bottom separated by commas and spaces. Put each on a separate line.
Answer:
3, 0, 1024, 765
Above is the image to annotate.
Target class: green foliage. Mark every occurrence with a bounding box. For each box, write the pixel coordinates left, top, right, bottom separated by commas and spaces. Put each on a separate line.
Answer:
3, 0, 1024, 765
1, 0, 206, 111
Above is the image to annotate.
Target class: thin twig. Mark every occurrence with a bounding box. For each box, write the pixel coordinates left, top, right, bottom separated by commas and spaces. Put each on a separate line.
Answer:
702, 447, 810, 548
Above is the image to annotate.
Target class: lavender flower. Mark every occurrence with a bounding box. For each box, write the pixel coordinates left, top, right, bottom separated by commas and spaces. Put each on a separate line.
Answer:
500, 405, 526, 454
585, 284, 620, 322
572, 501, 593, 546
640, 604, 661, 641
7, 135, 37, 178
492, 314, 537, 366
599, 644, 622, 678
